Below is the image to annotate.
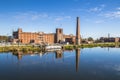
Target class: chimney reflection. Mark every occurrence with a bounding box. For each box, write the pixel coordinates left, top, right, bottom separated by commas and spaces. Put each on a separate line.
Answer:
76, 48, 80, 72
17, 53, 22, 60
108, 47, 109, 52
55, 50, 63, 59
115, 44, 119, 48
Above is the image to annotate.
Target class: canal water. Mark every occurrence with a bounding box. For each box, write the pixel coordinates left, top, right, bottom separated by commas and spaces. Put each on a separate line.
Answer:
0, 47, 120, 80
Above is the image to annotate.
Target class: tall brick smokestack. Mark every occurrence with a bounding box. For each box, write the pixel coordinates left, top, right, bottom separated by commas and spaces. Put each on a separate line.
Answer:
76, 17, 81, 45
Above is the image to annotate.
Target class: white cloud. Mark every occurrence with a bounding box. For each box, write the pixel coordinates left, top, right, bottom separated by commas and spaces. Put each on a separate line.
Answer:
104, 11, 120, 19
14, 12, 71, 22
31, 15, 40, 20
72, 4, 106, 13
64, 16, 71, 19
95, 20, 104, 24
14, 12, 48, 21
89, 7, 102, 12
72, 8, 85, 12
98, 7, 120, 19
117, 7, 120, 10
55, 16, 71, 21
100, 4, 106, 8
31, 13, 48, 20
89, 4, 106, 12
55, 17, 63, 21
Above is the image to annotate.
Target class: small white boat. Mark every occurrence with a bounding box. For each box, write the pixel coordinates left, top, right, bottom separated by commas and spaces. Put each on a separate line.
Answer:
45, 45, 62, 51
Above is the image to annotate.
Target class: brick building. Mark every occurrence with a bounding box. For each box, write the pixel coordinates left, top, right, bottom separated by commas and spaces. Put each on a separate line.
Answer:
100, 37, 120, 43
12, 17, 81, 45
12, 28, 76, 44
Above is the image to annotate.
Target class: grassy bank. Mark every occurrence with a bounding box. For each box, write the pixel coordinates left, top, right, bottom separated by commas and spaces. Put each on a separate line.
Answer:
63, 42, 119, 50
0, 46, 41, 53
0, 42, 119, 52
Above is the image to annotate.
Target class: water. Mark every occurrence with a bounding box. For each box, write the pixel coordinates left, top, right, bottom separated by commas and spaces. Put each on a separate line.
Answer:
0, 47, 120, 80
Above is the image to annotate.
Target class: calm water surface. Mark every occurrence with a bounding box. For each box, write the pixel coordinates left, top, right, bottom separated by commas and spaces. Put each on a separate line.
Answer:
0, 47, 120, 80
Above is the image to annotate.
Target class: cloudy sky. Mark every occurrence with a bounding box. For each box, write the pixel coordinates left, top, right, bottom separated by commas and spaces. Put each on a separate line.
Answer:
0, 0, 120, 39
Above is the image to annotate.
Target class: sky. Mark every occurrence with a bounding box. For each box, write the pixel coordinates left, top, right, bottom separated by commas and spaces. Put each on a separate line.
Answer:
0, 0, 120, 39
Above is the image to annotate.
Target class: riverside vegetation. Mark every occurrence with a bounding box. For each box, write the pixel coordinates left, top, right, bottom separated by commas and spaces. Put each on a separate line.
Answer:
0, 42, 119, 52
63, 42, 119, 50
0, 45, 41, 53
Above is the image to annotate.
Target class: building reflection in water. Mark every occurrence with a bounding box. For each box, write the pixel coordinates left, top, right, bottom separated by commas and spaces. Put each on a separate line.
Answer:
76, 48, 80, 72
12, 49, 81, 72
13, 50, 64, 60
13, 52, 23, 60
55, 50, 63, 59
115, 43, 119, 48
12, 51, 46, 60
108, 47, 109, 52
17, 53, 22, 60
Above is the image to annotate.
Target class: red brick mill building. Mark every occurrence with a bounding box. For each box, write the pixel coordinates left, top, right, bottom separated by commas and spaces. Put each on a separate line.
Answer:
12, 17, 81, 45
12, 28, 76, 44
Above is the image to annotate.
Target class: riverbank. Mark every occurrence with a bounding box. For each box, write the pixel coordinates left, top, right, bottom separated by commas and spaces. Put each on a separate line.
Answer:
0, 45, 41, 52
0, 42, 119, 52
63, 42, 119, 50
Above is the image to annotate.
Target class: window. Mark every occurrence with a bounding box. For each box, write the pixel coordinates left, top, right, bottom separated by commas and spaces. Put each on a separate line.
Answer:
59, 29, 62, 33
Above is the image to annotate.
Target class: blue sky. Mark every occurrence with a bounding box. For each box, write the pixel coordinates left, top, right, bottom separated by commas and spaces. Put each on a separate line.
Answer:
0, 0, 120, 39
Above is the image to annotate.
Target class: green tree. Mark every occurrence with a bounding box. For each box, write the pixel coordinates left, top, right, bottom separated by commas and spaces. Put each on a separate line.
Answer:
88, 37, 93, 41
0, 36, 9, 42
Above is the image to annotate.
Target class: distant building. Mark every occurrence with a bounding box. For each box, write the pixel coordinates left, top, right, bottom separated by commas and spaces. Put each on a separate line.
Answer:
115, 37, 119, 43
100, 37, 120, 42
12, 28, 75, 44
63, 34, 76, 44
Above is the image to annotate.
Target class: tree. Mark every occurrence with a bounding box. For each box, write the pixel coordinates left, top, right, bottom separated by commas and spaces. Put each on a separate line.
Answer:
94, 38, 102, 43
88, 37, 94, 41
0, 36, 9, 42
81, 38, 87, 43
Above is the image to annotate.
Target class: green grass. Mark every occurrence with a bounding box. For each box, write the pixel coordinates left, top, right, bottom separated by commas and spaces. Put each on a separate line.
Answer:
0, 42, 119, 52
0, 46, 41, 53
63, 42, 119, 50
